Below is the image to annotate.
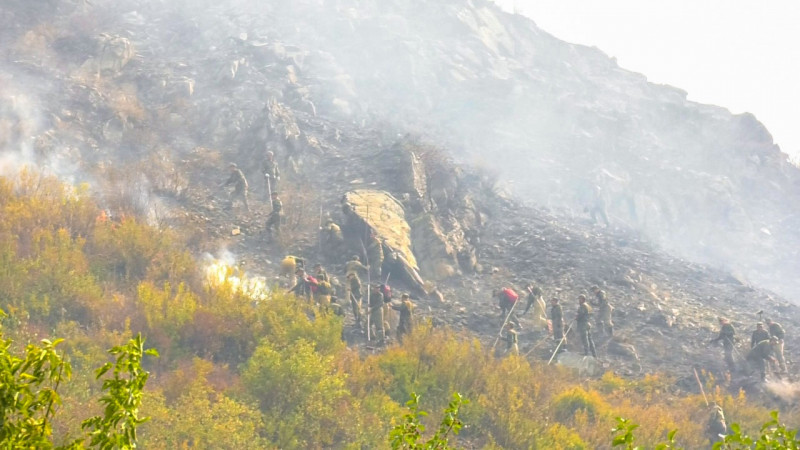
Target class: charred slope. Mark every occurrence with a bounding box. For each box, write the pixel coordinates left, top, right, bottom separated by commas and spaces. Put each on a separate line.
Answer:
3, 0, 799, 301
0, 0, 798, 394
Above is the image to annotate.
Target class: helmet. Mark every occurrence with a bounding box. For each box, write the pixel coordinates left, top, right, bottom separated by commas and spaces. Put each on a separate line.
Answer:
266, 150, 274, 157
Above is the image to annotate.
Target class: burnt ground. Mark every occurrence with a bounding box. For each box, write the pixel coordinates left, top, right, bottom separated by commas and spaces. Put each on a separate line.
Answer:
165, 105, 799, 406
2, 0, 797, 409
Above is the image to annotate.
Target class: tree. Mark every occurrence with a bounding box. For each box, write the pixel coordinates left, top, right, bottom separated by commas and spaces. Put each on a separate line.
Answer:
389, 392, 468, 449
1, 308, 156, 449
0, 309, 73, 447
82, 333, 159, 449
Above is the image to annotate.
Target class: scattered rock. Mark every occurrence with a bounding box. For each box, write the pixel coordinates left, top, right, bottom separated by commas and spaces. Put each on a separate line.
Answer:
556, 351, 603, 377
608, 339, 639, 360
647, 311, 675, 328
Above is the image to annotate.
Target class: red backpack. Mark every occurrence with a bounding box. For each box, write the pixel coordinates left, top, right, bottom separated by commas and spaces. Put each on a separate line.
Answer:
502, 288, 518, 303
306, 275, 319, 293
380, 283, 392, 302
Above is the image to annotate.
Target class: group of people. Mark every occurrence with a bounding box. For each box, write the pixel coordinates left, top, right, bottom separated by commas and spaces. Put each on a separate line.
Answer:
711, 316, 787, 381
494, 284, 615, 358
221, 147, 416, 344
493, 282, 789, 387
219, 150, 283, 239
284, 255, 415, 345
231, 147, 790, 447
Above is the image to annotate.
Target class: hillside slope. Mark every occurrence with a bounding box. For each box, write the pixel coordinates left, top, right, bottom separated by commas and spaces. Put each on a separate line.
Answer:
0, 0, 798, 394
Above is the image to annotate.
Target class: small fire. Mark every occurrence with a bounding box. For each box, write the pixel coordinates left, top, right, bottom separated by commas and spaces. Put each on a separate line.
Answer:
204, 259, 269, 302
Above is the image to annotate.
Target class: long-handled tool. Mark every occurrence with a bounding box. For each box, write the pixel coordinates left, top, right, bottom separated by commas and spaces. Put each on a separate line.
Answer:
548, 320, 575, 365
361, 238, 370, 342
492, 295, 521, 350
524, 334, 552, 357
694, 367, 709, 406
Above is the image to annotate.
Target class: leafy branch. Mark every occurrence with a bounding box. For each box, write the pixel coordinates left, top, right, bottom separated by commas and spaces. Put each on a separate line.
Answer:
82, 333, 159, 449
390, 392, 468, 449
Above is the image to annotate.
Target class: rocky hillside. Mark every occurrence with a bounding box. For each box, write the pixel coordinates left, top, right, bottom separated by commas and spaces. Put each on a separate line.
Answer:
1, 0, 798, 398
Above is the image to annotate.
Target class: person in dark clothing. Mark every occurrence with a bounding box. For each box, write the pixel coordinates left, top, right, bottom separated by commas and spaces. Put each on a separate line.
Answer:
576, 295, 597, 358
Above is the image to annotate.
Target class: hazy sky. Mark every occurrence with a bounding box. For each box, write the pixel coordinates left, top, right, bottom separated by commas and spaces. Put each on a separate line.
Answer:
493, 0, 800, 161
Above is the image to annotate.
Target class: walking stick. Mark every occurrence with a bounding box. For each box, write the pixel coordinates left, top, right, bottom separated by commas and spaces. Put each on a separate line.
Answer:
548, 320, 575, 365
265, 174, 272, 206
524, 334, 552, 357
694, 367, 709, 406
361, 238, 371, 342
492, 295, 520, 350
318, 202, 323, 255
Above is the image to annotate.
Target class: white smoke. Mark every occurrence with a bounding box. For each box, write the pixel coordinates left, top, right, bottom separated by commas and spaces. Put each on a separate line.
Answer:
0, 75, 84, 185
764, 379, 800, 405
202, 250, 270, 302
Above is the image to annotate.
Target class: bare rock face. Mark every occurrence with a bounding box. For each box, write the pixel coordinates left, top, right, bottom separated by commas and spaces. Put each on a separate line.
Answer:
80, 34, 134, 76
342, 189, 426, 291
410, 213, 458, 280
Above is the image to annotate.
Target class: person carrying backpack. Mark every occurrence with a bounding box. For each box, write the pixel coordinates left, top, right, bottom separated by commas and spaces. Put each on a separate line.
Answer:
288, 268, 314, 300
494, 287, 518, 318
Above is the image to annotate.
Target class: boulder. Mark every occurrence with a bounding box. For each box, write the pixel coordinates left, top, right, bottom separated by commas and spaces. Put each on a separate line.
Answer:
342, 189, 424, 291
411, 213, 458, 280
556, 351, 603, 377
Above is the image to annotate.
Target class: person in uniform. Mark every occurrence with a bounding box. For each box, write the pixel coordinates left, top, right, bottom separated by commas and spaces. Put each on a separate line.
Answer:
706, 403, 727, 444
594, 290, 614, 336
765, 318, 787, 373
262, 150, 280, 198
345, 255, 369, 277
750, 322, 770, 349
504, 322, 519, 356
746, 337, 778, 381
391, 293, 415, 342
366, 231, 384, 280
576, 295, 597, 357
368, 284, 386, 342
346, 272, 363, 328
710, 317, 736, 373
220, 163, 249, 212
320, 218, 345, 257
288, 268, 312, 300
550, 297, 565, 346
265, 191, 283, 238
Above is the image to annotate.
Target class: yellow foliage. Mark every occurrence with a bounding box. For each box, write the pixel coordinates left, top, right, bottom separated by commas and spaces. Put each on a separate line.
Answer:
140, 361, 266, 449
2, 170, 797, 449
136, 281, 197, 347
541, 423, 588, 449
552, 387, 610, 423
